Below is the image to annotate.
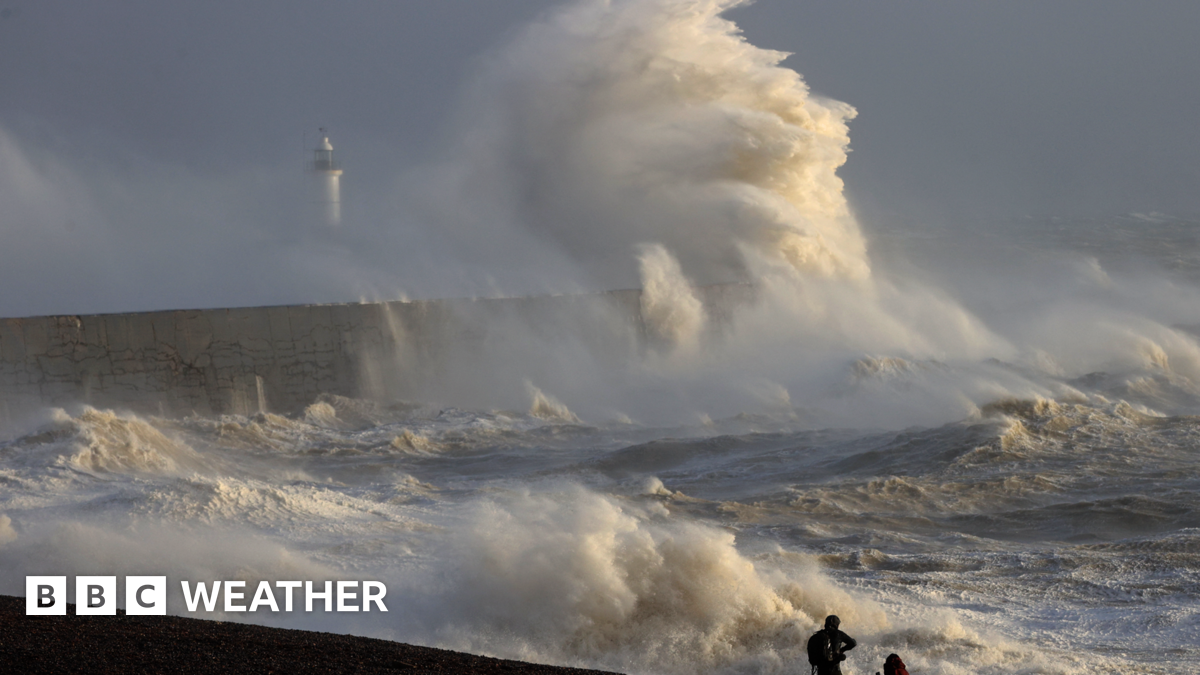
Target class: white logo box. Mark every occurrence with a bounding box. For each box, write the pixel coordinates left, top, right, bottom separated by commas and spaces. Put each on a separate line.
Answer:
25, 576, 166, 616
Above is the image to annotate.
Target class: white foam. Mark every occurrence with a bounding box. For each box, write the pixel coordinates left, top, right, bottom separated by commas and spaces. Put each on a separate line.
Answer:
423, 486, 885, 673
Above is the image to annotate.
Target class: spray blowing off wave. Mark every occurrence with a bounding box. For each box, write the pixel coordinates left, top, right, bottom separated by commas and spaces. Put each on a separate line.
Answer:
445, 0, 868, 289
638, 243, 707, 350
425, 486, 1092, 675
410, 0, 1200, 431
429, 486, 887, 673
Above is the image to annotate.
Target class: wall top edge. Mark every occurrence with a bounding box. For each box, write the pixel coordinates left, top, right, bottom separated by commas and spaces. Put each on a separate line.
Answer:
0, 287, 667, 324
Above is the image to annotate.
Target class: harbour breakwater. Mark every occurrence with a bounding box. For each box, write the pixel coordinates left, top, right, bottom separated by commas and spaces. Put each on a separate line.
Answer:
0, 285, 753, 419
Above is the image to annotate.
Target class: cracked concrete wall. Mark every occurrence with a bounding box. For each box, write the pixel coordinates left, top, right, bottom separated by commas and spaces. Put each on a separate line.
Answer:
0, 302, 363, 418
0, 285, 754, 420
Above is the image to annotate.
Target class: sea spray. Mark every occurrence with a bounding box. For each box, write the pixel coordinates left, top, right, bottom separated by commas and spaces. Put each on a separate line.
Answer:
526, 381, 582, 423
406, 0, 1036, 428
637, 243, 707, 351
441, 0, 869, 289
429, 485, 886, 673
11, 407, 210, 477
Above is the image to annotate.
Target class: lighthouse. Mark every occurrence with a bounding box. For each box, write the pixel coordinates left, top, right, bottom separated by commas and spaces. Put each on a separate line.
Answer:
310, 129, 343, 227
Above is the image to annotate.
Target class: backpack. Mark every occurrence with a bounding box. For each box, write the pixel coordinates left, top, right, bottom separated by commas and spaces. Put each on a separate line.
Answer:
807, 630, 837, 666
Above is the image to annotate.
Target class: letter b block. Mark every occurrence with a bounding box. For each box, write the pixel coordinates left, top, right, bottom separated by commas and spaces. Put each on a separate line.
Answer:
76, 576, 117, 616
26, 576, 67, 616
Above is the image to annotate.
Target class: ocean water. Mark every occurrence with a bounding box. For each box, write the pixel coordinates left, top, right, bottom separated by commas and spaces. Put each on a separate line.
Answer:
3, 209, 1200, 674
2, 0, 1199, 673
0, 316, 1197, 675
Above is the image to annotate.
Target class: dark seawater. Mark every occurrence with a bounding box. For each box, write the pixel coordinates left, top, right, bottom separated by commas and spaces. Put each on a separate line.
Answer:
2, 246, 1198, 675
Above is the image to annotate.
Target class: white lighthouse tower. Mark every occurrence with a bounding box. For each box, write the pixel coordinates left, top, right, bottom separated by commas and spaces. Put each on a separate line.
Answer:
310, 129, 343, 227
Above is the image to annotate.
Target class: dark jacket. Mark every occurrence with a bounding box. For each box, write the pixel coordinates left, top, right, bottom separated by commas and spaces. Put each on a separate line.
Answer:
883, 654, 909, 675
815, 628, 856, 675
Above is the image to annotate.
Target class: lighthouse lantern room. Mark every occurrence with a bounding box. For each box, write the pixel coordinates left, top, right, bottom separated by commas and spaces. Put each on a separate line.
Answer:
310, 129, 343, 227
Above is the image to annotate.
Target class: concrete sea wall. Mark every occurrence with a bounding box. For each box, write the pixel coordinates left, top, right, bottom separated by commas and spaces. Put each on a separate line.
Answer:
0, 285, 753, 418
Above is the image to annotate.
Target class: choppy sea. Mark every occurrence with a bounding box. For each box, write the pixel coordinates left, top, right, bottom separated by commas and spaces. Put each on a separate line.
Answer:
2, 215, 1199, 675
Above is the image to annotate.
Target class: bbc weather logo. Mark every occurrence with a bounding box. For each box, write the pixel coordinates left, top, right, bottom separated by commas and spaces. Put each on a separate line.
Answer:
27, 576, 165, 616
26, 576, 388, 615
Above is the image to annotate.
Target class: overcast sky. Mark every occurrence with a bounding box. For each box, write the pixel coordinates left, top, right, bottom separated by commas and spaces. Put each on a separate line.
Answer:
4, 0, 1197, 214
1, 0, 1199, 314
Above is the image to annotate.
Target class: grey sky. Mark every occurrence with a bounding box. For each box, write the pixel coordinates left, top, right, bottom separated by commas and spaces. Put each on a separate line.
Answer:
1, 0, 1198, 315
3, 0, 1197, 217
747, 1, 1200, 222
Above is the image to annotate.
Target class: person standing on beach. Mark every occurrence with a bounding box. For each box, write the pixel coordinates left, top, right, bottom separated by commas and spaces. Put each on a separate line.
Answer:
807, 614, 857, 675
880, 653, 910, 675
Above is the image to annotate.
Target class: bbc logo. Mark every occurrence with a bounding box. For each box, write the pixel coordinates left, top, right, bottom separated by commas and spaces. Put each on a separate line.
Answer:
26, 576, 166, 616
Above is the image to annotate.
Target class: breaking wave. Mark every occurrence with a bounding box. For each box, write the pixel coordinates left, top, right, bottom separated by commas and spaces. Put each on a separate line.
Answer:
429, 486, 886, 673
442, 0, 868, 289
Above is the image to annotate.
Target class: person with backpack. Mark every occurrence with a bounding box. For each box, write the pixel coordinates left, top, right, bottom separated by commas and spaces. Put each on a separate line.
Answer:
879, 653, 909, 675
806, 615, 857, 675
